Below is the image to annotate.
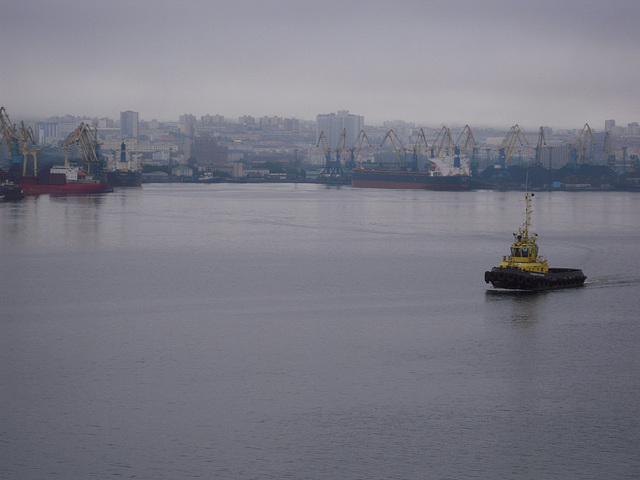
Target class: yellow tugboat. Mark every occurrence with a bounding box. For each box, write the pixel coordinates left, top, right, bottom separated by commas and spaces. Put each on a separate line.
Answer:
484, 193, 586, 291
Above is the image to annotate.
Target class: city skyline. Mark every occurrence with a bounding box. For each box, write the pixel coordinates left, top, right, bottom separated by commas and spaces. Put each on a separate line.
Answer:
4, 0, 640, 130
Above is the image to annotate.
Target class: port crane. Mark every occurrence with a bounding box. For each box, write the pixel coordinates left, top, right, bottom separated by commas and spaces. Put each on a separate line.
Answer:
61, 122, 104, 175
380, 129, 411, 169
604, 131, 616, 171
317, 129, 347, 180
18, 122, 40, 176
454, 125, 477, 170
0, 107, 40, 177
0, 107, 21, 165
429, 126, 453, 159
412, 128, 430, 171
346, 130, 372, 170
496, 124, 529, 169
569, 123, 595, 171
535, 127, 547, 166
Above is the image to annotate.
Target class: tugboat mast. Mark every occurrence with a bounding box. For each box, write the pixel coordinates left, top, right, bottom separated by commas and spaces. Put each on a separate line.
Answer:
523, 192, 533, 239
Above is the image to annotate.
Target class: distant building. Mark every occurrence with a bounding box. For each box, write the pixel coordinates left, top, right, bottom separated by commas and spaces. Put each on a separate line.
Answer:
120, 110, 139, 138
201, 114, 225, 124
605, 119, 615, 132
179, 114, 198, 137
283, 118, 299, 133
171, 165, 193, 177
239, 115, 256, 126
316, 110, 364, 150
36, 122, 58, 143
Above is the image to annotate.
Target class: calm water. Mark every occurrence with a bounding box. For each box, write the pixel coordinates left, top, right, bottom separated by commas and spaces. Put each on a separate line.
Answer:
2, 184, 639, 479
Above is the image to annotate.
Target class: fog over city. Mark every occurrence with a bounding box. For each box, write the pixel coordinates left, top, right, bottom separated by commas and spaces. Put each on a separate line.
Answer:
3, 0, 640, 129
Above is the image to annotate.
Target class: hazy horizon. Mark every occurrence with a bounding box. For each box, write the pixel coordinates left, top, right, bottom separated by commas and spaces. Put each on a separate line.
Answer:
4, 0, 640, 131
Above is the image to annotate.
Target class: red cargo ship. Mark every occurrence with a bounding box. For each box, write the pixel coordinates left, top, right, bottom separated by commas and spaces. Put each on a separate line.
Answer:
17, 165, 110, 195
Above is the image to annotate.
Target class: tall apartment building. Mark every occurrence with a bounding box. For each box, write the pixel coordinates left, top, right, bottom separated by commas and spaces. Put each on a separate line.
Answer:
36, 122, 59, 143
179, 114, 198, 137
120, 111, 139, 138
316, 110, 364, 150
605, 119, 615, 132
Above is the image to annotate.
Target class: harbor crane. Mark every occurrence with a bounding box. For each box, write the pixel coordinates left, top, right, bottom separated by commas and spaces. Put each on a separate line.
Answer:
317, 129, 347, 180
346, 130, 372, 169
569, 123, 595, 171
430, 126, 453, 159
18, 122, 39, 176
604, 131, 616, 171
61, 122, 104, 174
0, 107, 40, 177
496, 124, 529, 169
535, 127, 547, 166
455, 125, 477, 170
412, 128, 430, 171
0, 107, 21, 164
380, 129, 410, 169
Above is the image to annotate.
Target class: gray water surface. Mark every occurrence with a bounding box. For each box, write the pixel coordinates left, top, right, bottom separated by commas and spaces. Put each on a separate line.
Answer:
2, 184, 639, 479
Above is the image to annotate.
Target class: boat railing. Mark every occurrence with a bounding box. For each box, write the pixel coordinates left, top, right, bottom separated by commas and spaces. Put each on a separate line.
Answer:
503, 255, 547, 263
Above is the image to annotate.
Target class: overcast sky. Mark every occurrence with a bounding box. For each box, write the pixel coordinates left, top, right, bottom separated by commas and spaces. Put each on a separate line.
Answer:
3, 0, 639, 130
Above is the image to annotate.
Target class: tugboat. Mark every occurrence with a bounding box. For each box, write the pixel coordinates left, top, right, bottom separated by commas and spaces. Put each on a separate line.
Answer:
484, 193, 586, 291
1, 181, 24, 201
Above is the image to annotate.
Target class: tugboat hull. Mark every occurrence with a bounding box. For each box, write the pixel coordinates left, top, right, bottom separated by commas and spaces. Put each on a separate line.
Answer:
484, 266, 586, 291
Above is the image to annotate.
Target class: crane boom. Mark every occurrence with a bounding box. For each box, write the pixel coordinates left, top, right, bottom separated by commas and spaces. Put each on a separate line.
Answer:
349, 129, 372, 166
380, 129, 406, 164
0, 106, 21, 162
497, 124, 529, 168
535, 127, 547, 166
454, 125, 477, 169
62, 123, 102, 172
569, 123, 595, 170
430, 126, 453, 158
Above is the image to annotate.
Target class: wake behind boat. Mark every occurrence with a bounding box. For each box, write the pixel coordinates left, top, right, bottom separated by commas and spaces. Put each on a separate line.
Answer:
484, 193, 586, 291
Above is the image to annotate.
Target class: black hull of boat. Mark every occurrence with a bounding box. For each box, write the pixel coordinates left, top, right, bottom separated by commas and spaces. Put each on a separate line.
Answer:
484, 266, 586, 291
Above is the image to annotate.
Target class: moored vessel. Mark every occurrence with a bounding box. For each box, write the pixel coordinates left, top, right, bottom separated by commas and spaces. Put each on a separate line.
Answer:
17, 165, 110, 195
0, 181, 24, 200
106, 142, 142, 187
1, 108, 110, 196
351, 168, 471, 190
484, 193, 586, 291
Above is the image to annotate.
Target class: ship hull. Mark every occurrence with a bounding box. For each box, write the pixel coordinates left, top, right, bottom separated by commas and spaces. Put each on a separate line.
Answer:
18, 177, 110, 195
107, 171, 142, 187
484, 266, 586, 291
351, 169, 470, 190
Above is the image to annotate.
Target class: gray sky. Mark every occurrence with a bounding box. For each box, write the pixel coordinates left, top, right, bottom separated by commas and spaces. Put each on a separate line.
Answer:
3, 0, 639, 129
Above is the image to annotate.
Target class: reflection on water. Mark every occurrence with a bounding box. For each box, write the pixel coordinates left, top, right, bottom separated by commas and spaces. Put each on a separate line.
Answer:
485, 289, 547, 327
